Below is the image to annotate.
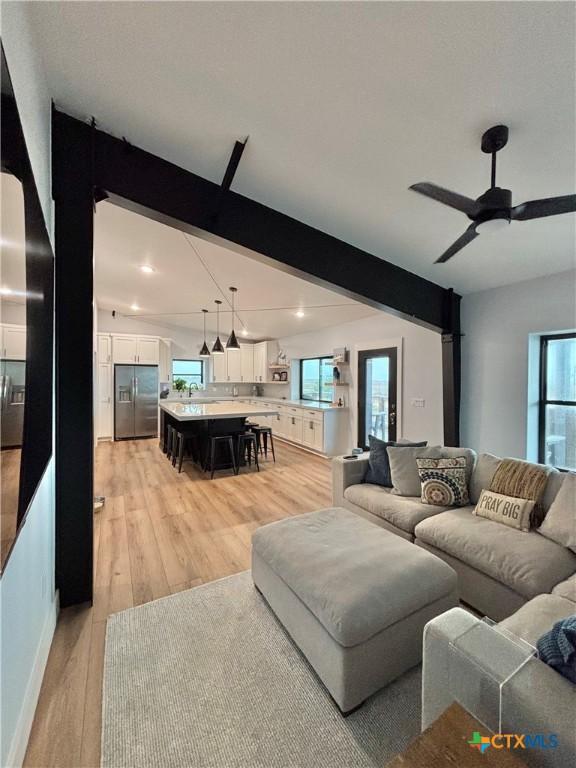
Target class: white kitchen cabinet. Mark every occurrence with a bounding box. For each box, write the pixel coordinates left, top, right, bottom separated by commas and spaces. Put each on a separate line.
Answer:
97, 334, 111, 364
252, 343, 265, 383
240, 344, 254, 382
287, 414, 303, 443
253, 340, 279, 383
211, 352, 227, 382
158, 338, 172, 383
97, 362, 113, 438
1, 324, 26, 360
112, 335, 160, 364
112, 335, 139, 364
226, 348, 242, 382
302, 416, 323, 452
137, 337, 160, 364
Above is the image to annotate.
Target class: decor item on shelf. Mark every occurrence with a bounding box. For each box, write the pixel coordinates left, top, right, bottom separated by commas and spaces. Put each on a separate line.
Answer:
212, 300, 225, 354
279, 371, 288, 381
226, 287, 241, 351
272, 372, 281, 381
199, 309, 210, 357
333, 347, 348, 364
333, 366, 340, 382
277, 349, 287, 365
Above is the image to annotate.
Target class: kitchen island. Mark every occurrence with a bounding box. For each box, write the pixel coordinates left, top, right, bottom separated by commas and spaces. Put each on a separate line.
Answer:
159, 400, 280, 472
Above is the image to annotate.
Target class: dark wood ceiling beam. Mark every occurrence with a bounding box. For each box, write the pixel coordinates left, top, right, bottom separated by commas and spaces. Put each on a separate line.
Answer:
53, 110, 458, 333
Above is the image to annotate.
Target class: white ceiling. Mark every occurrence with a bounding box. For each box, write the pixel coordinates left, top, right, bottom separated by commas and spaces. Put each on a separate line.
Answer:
94, 201, 377, 339
29, 2, 576, 293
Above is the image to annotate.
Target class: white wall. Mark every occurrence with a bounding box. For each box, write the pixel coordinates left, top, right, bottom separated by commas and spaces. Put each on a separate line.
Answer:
461, 269, 576, 459
0, 6, 57, 767
277, 311, 445, 449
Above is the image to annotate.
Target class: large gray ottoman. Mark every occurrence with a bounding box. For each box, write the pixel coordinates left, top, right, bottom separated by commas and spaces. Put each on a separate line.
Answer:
252, 507, 458, 713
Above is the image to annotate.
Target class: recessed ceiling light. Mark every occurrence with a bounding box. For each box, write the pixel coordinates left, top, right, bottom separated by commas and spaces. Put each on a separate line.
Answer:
140, 265, 155, 274
0, 286, 13, 296
130, 303, 140, 311
241, 328, 249, 336
295, 310, 305, 318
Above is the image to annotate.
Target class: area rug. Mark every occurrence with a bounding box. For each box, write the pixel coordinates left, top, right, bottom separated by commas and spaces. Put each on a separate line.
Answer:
102, 571, 421, 767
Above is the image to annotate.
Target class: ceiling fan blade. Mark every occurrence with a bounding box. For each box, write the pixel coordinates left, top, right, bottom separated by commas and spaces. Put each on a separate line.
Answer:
410, 182, 480, 217
511, 194, 576, 221
435, 225, 478, 264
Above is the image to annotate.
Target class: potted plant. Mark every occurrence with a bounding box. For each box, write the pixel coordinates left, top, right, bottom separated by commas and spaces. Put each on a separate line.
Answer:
173, 377, 188, 398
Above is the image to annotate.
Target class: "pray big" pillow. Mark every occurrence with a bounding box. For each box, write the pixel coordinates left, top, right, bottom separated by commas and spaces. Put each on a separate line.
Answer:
473, 489, 536, 531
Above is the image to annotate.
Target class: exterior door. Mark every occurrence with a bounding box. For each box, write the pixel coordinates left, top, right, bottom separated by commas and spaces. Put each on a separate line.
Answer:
358, 348, 397, 449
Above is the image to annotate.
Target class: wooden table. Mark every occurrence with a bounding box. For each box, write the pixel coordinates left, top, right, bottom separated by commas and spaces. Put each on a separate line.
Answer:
386, 703, 529, 768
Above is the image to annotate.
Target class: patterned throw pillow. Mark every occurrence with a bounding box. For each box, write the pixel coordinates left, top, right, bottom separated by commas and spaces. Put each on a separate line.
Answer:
416, 457, 469, 507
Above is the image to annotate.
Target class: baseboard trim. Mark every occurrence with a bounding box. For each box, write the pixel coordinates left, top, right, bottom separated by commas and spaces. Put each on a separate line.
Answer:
5, 591, 59, 768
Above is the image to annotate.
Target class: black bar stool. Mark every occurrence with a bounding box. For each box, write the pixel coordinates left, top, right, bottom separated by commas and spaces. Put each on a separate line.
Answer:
236, 432, 260, 473
205, 435, 237, 479
173, 430, 200, 473
166, 424, 176, 460
249, 425, 276, 462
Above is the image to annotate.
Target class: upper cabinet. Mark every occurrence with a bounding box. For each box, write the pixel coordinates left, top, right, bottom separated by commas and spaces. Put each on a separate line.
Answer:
137, 337, 160, 365
226, 347, 242, 382
1, 324, 26, 361
97, 334, 111, 363
158, 339, 172, 383
253, 340, 279, 383
240, 344, 254, 382
210, 342, 273, 383
211, 351, 227, 382
112, 335, 159, 365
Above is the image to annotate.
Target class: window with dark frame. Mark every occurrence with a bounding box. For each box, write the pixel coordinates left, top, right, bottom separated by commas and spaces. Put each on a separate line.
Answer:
300, 356, 334, 403
539, 332, 576, 471
172, 359, 204, 387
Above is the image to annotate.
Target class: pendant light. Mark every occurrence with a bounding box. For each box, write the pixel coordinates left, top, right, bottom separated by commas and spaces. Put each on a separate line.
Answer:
226, 286, 241, 351
212, 300, 225, 354
199, 309, 210, 357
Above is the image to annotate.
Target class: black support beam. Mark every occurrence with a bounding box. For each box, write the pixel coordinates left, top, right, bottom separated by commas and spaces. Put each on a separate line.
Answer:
52, 109, 462, 605
53, 108, 94, 607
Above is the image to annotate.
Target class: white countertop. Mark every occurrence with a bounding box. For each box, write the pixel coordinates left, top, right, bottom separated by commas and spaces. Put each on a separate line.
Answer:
159, 401, 280, 422
161, 395, 347, 412
250, 397, 347, 411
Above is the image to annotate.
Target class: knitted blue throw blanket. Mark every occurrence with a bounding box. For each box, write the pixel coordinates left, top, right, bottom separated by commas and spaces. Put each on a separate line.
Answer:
537, 615, 576, 683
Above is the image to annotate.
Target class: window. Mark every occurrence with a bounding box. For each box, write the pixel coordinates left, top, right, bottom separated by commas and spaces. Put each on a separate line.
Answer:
300, 356, 333, 403
539, 333, 576, 470
172, 359, 204, 388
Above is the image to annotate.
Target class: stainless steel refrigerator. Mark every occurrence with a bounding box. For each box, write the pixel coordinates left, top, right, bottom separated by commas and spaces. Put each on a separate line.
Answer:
114, 365, 158, 440
1, 360, 25, 448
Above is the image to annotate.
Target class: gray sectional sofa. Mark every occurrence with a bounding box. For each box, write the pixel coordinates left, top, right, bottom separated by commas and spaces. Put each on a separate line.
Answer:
332, 451, 576, 621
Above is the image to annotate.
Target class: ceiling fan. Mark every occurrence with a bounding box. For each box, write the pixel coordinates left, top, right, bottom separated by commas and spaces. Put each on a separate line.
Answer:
409, 124, 576, 263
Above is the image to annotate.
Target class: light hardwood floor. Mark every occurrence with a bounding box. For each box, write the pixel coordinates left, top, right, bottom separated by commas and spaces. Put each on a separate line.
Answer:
23, 437, 332, 767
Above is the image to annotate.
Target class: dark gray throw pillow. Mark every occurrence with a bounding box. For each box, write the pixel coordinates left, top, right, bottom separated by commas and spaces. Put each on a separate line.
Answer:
365, 436, 427, 487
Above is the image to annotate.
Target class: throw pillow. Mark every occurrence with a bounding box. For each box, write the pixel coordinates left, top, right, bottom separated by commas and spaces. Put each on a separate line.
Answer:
387, 445, 444, 496
489, 458, 552, 527
537, 616, 576, 684
469, 453, 502, 504
416, 457, 469, 507
473, 489, 535, 531
364, 436, 426, 487
538, 473, 576, 553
